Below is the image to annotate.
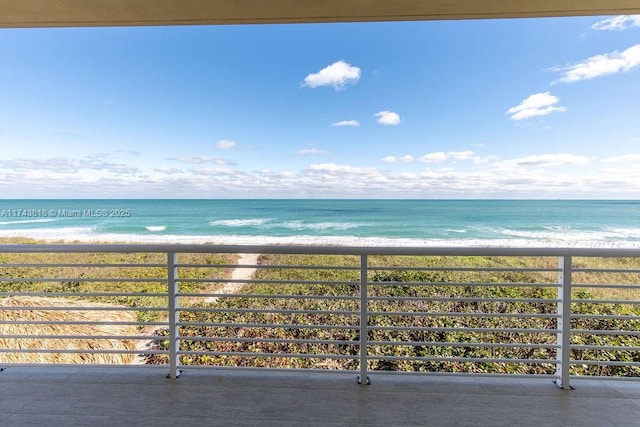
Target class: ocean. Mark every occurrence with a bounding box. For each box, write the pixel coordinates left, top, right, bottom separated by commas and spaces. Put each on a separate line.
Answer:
1, 199, 639, 248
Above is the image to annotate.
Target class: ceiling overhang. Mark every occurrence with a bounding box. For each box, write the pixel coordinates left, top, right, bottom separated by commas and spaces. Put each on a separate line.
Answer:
1, 0, 640, 29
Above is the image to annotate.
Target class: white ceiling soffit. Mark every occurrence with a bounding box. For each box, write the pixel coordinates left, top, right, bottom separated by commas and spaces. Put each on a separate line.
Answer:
1, 0, 640, 28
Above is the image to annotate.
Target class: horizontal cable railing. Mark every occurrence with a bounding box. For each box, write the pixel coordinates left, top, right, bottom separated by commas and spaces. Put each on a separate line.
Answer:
1, 244, 639, 387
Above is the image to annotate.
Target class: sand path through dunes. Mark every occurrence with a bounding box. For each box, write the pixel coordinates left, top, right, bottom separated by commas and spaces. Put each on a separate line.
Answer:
204, 253, 260, 304
134, 253, 261, 363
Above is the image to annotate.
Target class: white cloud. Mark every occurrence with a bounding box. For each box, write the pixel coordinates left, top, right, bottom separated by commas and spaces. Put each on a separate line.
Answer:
258, 170, 296, 179
507, 92, 567, 121
375, 111, 401, 125
154, 167, 184, 174
0, 156, 140, 174
504, 153, 591, 167
420, 152, 447, 163
189, 167, 239, 176
215, 139, 237, 150
332, 120, 360, 127
296, 148, 329, 155
592, 15, 640, 31
420, 151, 476, 163
302, 60, 361, 90
601, 153, 640, 163
306, 163, 377, 176
553, 44, 640, 83
384, 155, 414, 163
169, 155, 233, 165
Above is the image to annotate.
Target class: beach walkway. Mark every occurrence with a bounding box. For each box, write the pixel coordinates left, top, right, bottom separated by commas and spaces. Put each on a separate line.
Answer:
204, 253, 259, 304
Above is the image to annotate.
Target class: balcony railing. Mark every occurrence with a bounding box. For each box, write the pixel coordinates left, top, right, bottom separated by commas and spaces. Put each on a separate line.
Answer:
1, 244, 639, 389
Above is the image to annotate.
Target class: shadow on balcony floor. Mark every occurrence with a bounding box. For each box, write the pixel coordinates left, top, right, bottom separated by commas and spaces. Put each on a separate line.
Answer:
0, 367, 639, 426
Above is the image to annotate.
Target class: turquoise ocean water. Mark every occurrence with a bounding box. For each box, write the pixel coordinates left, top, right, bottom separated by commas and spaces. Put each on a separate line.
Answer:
1, 199, 639, 247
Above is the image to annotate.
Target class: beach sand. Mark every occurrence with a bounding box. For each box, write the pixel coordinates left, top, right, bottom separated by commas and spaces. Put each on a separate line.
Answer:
204, 253, 259, 303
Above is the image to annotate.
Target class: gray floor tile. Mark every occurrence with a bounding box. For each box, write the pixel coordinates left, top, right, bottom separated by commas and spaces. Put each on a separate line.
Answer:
1, 414, 67, 427
1, 367, 640, 426
583, 397, 640, 426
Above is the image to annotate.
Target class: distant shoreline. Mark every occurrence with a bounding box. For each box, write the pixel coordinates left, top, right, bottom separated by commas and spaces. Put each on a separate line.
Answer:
2, 235, 640, 249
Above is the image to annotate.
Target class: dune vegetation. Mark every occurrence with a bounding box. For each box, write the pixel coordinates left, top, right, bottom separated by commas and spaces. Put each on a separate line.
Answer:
150, 253, 640, 377
1, 238, 639, 375
0, 238, 235, 364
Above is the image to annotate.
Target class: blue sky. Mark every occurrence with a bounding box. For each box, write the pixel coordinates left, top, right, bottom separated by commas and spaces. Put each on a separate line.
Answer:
1, 15, 639, 199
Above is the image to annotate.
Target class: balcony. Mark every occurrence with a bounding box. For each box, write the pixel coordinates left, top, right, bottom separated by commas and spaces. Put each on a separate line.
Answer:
2, 366, 640, 426
1, 243, 640, 425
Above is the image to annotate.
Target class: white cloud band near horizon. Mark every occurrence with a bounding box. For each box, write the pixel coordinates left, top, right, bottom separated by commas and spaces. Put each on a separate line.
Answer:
0, 156, 140, 174
601, 153, 640, 163
168, 155, 233, 165
3, 150, 638, 199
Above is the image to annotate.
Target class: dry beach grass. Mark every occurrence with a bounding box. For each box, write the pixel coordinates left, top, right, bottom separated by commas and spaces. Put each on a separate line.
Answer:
0, 296, 138, 364
0, 237, 236, 365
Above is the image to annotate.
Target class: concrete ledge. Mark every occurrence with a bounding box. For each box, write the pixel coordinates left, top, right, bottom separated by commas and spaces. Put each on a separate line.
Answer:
2, 0, 640, 28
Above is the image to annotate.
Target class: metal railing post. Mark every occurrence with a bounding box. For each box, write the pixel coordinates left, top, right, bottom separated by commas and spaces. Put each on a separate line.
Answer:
556, 255, 572, 389
358, 253, 370, 385
167, 251, 181, 378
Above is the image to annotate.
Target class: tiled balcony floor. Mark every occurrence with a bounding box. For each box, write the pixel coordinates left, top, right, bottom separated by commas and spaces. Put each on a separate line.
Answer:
1, 366, 639, 426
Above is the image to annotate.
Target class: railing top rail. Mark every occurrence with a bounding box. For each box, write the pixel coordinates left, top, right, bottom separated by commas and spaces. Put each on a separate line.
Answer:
1, 243, 640, 257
